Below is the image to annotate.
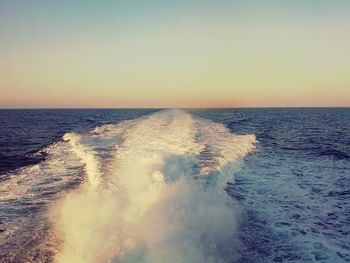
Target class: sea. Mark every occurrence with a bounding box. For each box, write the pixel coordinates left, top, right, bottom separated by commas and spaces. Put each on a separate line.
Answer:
0, 108, 349, 263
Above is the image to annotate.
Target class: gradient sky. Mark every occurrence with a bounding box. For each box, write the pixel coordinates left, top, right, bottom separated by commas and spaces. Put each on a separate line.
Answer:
1, 0, 349, 108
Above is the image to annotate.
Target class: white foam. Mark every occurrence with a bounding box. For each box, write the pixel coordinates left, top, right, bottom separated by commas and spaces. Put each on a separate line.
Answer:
51, 109, 257, 263
0, 141, 82, 203
0, 141, 86, 256
63, 133, 102, 190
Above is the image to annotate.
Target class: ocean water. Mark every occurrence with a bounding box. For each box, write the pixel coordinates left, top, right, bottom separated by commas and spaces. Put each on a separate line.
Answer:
0, 108, 349, 263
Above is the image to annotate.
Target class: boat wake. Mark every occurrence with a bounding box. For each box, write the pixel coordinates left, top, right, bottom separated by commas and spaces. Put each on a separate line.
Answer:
0, 110, 257, 263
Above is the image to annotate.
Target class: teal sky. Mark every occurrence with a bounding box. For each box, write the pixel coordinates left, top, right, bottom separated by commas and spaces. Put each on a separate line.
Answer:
1, 1, 350, 108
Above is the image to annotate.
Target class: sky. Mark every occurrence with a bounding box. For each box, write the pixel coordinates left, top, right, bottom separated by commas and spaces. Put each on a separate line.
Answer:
1, 0, 350, 108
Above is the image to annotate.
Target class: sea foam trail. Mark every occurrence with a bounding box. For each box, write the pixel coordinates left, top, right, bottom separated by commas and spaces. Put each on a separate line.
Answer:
52, 109, 257, 263
62, 133, 101, 190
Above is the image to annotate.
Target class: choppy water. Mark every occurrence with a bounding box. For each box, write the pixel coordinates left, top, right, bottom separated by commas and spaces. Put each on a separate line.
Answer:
0, 108, 349, 263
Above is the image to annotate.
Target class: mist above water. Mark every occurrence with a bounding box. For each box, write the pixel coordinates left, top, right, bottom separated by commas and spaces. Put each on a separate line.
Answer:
52, 110, 256, 263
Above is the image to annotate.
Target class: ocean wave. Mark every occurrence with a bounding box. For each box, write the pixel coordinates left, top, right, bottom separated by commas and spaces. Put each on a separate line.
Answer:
53, 109, 256, 263
0, 109, 256, 262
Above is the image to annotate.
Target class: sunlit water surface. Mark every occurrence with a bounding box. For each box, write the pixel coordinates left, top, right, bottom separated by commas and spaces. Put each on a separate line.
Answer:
0, 108, 349, 262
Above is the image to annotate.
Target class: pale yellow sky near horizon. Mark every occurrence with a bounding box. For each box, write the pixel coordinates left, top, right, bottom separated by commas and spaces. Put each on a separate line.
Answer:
1, 1, 350, 108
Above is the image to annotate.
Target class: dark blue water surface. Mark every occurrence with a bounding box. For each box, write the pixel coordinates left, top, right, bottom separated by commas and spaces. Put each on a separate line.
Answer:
0, 108, 349, 262
0, 109, 158, 174
191, 108, 350, 262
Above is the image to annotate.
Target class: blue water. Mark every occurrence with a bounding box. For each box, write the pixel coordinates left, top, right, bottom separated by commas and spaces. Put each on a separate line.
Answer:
191, 108, 350, 262
0, 108, 349, 262
0, 109, 157, 174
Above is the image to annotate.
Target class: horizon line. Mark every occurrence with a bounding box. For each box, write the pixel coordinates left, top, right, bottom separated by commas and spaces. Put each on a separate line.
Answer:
0, 106, 349, 110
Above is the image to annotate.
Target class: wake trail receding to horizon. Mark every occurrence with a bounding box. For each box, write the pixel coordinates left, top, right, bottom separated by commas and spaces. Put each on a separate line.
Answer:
0, 109, 256, 262
51, 109, 256, 263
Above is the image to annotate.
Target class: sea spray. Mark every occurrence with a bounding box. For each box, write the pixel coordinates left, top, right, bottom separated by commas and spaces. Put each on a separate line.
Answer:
62, 133, 102, 190
52, 110, 257, 263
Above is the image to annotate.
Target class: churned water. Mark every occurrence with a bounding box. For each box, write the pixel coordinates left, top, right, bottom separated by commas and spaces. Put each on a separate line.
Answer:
0, 108, 349, 262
